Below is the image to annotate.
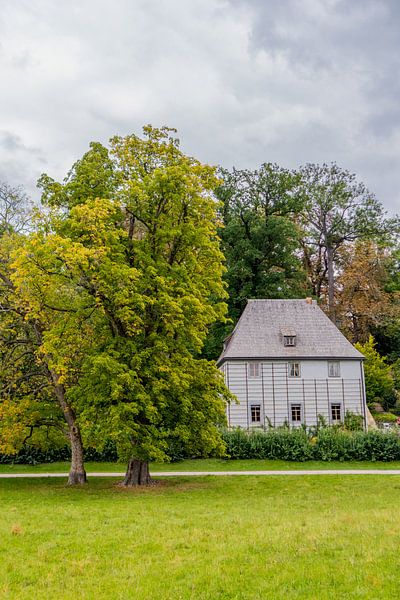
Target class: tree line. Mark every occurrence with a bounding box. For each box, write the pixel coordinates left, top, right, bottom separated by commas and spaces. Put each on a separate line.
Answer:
0, 126, 399, 485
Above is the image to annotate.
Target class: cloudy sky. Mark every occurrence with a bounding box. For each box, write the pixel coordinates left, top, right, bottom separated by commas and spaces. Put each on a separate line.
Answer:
1, 0, 399, 212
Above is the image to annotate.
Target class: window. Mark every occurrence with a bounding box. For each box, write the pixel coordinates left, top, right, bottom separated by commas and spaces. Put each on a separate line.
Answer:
288, 362, 300, 377
251, 405, 261, 423
328, 361, 340, 377
248, 363, 260, 378
331, 403, 342, 422
291, 404, 302, 422
284, 335, 296, 347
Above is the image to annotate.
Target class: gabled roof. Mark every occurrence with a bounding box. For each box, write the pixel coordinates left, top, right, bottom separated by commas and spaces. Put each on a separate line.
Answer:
217, 299, 364, 365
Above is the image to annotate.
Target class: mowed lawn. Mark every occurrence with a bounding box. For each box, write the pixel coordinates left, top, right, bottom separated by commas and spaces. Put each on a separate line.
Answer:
1, 476, 400, 599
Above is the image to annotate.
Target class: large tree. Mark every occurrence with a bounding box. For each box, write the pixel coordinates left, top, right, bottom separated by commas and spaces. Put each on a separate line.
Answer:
297, 163, 397, 320
335, 241, 399, 343
0, 183, 88, 484
201, 164, 307, 360
16, 126, 230, 485
218, 164, 306, 319
0, 233, 89, 484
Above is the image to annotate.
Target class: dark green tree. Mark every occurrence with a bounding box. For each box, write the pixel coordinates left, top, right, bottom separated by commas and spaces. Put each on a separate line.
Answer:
203, 164, 307, 359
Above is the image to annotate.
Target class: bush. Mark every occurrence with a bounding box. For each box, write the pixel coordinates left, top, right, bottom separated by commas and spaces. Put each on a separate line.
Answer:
0, 445, 71, 465
355, 336, 396, 410
0, 440, 119, 465
372, 412, 398, 424
222, 428, 313, 462
343, 410, 364, 431
221, 427, 400, 462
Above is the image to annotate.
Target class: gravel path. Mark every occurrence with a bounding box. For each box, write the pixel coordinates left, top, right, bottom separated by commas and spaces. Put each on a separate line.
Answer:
2, 469, 400, 478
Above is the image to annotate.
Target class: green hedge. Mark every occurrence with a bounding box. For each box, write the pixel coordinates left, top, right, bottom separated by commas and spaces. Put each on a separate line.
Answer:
5, 429, 400, 464
0, 440, 118, 465
221, 428, 400, 462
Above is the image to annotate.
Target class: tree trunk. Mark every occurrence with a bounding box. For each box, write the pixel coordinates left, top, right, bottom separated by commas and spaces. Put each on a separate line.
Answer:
123, 458, 152, 486
68, 423, 87, 485
326, 244, 335, 321
49, 369, 87, 485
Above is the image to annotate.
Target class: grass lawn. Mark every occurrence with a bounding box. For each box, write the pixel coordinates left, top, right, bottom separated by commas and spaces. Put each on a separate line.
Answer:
2, 457, 400, 474
1, 476, 400, 599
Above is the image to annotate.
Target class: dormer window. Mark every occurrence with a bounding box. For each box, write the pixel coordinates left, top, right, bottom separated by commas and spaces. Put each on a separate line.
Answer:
281, 327, 297, 347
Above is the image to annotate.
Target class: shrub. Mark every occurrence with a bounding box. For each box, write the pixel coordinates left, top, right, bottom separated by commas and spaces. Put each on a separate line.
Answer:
0, 440, 119, 465
355, 336, 396, 410
372, 412, 398, 424
343, 411, 364, 431
222, 428, 313, 462
221, 427, 400, 462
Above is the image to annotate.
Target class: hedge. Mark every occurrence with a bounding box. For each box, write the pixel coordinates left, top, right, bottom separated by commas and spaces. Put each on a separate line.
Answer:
221, 428, 400, 462
5, 429, 400, 464
0, 440, 118, 465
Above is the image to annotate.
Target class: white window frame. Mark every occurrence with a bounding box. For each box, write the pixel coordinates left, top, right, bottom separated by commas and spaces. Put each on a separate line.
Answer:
331, 403, 342, 422
288, 362, 301, 378
328, 361, 341, 378
250, 404, 261, 423
290, 403, 302, 423
248, 362, 260, 378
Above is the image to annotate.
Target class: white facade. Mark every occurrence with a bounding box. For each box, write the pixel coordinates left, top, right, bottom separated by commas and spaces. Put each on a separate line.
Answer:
221, 359, 366, 428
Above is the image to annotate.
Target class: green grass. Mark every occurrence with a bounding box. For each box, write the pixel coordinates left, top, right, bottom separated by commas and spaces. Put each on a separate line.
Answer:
2, 457, 400, 474
1, 476, 400, 599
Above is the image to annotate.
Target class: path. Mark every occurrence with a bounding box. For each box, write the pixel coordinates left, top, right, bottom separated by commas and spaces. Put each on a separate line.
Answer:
2, 469, 400, 478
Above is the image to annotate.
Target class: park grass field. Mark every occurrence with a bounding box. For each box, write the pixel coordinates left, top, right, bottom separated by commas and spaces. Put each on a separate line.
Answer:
3, 457, 400, 474
1, 475, 400, 599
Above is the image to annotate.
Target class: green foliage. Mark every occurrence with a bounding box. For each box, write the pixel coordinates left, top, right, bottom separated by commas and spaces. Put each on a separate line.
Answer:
355, 336, 396, 409
218, 165, 307, 321
297, 163, 398, 314
0, 232, 67, 455
0, 441, 118, 465
37, 142, 116, 209
222, 428, 313, 461
299, 163, 391, 249
371, 412, 398, 424
221, 428, 400, 461
203, 164, 308, 358
343, 410, 365, 431
12, 126, 231, 464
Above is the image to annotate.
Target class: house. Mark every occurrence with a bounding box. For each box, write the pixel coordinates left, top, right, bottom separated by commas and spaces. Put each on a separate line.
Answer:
217, 298, 367, 429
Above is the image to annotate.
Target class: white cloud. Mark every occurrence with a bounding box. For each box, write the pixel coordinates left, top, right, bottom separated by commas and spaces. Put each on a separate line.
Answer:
0, 0, 399, 213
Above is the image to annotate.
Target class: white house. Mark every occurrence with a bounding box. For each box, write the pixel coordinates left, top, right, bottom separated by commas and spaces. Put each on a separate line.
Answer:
217, 299, 367, 429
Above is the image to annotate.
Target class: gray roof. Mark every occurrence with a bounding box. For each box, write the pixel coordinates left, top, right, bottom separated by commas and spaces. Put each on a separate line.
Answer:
217, 299, 364, 365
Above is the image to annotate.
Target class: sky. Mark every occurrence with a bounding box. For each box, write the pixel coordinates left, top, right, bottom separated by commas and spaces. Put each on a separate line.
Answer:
0, 0, 400, 213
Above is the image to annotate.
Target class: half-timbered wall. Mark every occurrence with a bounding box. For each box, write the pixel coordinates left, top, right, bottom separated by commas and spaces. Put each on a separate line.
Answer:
222, 360, 366, 428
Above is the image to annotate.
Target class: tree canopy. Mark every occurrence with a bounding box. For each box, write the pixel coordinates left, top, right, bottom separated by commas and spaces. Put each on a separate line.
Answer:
297, 162, 397, 319
9, 126, 231, 484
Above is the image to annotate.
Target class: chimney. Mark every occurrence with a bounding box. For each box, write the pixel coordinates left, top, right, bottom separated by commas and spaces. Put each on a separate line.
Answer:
305, 297, 312, 305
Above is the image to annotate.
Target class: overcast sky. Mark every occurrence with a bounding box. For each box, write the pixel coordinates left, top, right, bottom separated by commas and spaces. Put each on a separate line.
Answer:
1, 0, 399, 212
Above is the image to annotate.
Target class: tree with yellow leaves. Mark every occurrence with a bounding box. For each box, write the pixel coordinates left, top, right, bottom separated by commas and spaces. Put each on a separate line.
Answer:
11, 126, 231, 485
335, 240, 399, 343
